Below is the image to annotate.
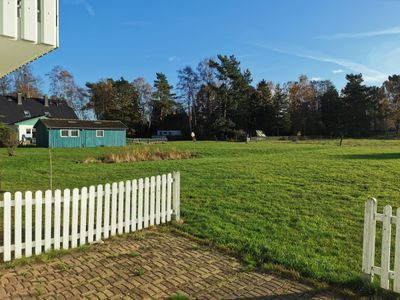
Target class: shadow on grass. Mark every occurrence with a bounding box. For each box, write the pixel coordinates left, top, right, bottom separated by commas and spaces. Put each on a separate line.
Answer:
236, 292, 321, 299
340, 153, 400, 160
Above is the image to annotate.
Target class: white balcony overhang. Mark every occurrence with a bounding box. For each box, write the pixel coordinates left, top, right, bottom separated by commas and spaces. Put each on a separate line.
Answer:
0, 0, 59, 78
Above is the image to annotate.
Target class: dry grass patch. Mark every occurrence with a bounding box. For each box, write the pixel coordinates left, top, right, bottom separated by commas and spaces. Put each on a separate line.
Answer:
82, 148, 193, 164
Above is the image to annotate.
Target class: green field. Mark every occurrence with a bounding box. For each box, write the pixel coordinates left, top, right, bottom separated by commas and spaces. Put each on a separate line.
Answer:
1, 140, 400, 290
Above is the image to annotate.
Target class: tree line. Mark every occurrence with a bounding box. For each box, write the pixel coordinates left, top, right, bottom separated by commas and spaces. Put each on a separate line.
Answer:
1, 55, 400, 139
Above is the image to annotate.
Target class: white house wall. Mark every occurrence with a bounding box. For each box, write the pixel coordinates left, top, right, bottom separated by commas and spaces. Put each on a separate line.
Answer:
17, 124, 34, 141
40, 0, 58, 46
0, 0, 18, 38
21, 0, 37, 42
0, 0, 59, 77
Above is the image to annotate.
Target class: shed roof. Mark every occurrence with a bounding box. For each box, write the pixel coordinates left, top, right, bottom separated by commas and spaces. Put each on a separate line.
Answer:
37, 119, 127, 130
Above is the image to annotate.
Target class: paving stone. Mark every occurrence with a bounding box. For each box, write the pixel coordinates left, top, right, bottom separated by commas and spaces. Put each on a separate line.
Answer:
0, 230, 340, 299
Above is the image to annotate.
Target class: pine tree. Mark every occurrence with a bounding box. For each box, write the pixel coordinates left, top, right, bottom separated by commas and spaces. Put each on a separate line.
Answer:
151, 73, 177, 128
272, 84, 291, 136
341, 74, 370, 136
252, 80, 274, 134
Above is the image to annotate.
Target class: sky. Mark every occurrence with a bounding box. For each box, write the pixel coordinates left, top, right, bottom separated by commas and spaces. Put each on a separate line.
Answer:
31, 0, 400, 91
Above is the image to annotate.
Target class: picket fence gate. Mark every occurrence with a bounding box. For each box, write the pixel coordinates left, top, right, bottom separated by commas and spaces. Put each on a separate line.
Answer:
362, 198, 400, 293
0, 172, 180, 262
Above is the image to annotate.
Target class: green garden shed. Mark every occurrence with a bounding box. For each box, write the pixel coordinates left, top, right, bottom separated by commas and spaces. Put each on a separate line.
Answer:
34, 119, 127, 148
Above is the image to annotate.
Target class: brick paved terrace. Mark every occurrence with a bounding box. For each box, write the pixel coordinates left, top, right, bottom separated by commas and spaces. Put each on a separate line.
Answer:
0, 228, 340, 299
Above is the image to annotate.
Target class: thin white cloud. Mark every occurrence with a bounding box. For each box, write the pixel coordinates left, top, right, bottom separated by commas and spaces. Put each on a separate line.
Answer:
64, 0, 95, 17
247, 42, 388, 83
85, 4, 95, 17
318, 26, 400, 40
311, 77, 323, 81
333, 69, 344, 74
301, 53, 388, 83
168, 56, 180, 62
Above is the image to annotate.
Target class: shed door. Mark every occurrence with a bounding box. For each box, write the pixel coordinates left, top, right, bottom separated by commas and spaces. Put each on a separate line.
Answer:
84, 130, 90, 147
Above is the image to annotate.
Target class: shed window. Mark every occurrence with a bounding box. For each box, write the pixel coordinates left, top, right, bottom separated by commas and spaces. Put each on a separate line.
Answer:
24, 110, 31, 118
61, 130, 69, 137
96, 130, 104, 138
70, 130, 80, 137
26, 128, 32, 135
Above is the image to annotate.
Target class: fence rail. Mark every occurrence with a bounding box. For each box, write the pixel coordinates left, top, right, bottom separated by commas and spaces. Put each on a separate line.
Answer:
362, 198, 400, 293
1, 172, 180, 262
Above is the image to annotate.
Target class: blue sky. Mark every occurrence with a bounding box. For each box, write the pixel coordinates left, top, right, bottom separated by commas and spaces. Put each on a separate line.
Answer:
31, 0, 400, 91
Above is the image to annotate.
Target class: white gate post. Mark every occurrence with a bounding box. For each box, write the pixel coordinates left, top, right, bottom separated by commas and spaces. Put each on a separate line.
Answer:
173, 171, 180, 221
362, 198, 377, 282
3, 192, 12, 262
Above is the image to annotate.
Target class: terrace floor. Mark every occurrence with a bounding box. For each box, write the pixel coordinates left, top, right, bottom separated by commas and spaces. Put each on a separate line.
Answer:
0, 228, 339, 299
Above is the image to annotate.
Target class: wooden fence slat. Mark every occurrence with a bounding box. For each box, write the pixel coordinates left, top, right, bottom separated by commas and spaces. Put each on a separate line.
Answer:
144, 178, 150, 228
125, 180, 131, 233
63, 189, 71, 250
161, 175, 166, 224
54, 190, 62, 250
88, 186, 96, 243
111, 183, 118, 236
35, 191, 43, 255
0, 172, 180, 262
14, 192, 22, 259
167, 173, 172, 222
25, 191, 33, 257
156, 175, 161, 225
138, 179, 143, 230
71, 189, 79, 248
362, 198, 377, 280
118, 181, 125, 234
150, 176, 156, 226
173, 172, 181, 220
3, 192, 12, 262
104, 184, 111, 239
96, 185, 103, 241
80, 187, 88, 246
44, 190, 52, 251
131, 180, 137, 232
394, 208, 400, 292
381, 205, 392, 289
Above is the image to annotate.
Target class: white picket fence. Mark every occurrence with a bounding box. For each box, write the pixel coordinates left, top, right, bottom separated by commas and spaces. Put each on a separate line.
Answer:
0, 172, 180, 262
363, 198, 400, 293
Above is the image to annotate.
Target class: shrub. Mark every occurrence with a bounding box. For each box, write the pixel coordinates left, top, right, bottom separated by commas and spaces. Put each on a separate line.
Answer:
0, 124, 18, 156
82, 148, 193, 164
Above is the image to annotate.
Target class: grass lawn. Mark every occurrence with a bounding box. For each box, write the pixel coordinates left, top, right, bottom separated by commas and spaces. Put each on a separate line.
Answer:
1, 139, 400, 290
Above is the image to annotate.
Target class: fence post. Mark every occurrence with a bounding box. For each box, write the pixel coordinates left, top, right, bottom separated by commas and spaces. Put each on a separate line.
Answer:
394, 208, 400, 292
3, 192, 12, 262
0, 172, 180, 263
381, 205, 393, 289
362, 198, 377, 282
173, 171, 180, 221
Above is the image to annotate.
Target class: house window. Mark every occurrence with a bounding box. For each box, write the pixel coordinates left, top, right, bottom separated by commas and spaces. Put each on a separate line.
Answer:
61, 130, 69, 137
24, 111, 31, 118
26, 128, 32, 135
70, 130, 80, 137
96, 130, 104, 138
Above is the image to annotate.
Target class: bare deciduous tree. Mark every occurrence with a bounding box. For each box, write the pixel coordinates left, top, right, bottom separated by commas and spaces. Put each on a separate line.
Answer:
47, 66, 89, 119
177, 66, 200, 132
0, 75, 12, 96
12, 65, 42, 98
132, 77, 152, 127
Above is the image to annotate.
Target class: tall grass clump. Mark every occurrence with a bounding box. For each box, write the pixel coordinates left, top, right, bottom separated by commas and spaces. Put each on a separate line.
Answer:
83, 148, 193, 164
